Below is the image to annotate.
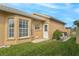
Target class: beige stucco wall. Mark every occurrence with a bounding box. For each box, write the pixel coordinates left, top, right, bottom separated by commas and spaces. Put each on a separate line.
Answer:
0, 11, 12, 46
0, 14, 6, 45
0, 11, 32, 45
31, 17, 65, 40
31, 15, 66, 40
48, 20, 65, 39
31, 20, 44, 39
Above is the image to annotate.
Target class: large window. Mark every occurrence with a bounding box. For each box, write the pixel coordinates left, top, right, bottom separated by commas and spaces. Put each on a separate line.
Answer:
8, 18, 14, 38
19, 19, 28, 37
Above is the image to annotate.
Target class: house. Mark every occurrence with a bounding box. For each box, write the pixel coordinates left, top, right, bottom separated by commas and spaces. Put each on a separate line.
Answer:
32, 13, 66, 39
0, 5, 67, 46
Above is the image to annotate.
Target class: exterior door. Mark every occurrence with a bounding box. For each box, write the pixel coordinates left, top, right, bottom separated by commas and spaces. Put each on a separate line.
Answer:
43, 24, 48, 39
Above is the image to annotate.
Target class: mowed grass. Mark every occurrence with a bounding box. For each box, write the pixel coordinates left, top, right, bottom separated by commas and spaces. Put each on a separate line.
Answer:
0, 37, 79, 56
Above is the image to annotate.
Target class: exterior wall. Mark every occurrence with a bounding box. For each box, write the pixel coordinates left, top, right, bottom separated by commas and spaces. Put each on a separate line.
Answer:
31, 20, 44, 39
31, 18, 65, 40
31, 13, 66, 40
32, 14, 50, 39
48, 20, 65, 39
0, 11, 13, 46
0, 14, 6, 46
0, 11, 32, 45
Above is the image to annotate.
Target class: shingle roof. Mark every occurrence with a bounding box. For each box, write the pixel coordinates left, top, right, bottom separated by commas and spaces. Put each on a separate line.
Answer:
49, 17, 66, 25
0, 4, 31, 17
0, 4, 44, 20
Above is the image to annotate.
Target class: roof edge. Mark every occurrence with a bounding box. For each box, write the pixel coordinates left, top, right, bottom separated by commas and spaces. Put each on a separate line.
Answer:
49, 17, 66, 25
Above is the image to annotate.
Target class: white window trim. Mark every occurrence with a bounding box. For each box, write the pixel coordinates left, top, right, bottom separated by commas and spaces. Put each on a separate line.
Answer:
19, 36, 29, 39
8, 18, 14, 39
8, 37, 14, 40
19, 19, 30, 39
19, 28, 29, 38
7, 17, 30, 39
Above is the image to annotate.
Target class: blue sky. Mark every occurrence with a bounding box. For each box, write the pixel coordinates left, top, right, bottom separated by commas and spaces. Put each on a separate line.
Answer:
4, 3, 79, 27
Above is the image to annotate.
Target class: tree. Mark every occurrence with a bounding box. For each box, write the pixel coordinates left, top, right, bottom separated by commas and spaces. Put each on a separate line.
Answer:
74, 20, 79, 26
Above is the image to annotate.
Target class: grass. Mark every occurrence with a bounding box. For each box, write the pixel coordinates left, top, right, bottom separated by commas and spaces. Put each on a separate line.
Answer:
0, 37, 79, 56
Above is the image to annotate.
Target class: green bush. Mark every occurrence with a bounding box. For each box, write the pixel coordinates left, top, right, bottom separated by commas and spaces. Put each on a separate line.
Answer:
53, 30, 62, 40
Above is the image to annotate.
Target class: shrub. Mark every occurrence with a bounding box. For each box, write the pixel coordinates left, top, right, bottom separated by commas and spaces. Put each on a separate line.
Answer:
53, 30, 62, 40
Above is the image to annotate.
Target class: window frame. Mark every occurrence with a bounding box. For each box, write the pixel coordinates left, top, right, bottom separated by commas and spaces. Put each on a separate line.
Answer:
19, 19, 29, 38
44, 25, 48, 31
35, 22, 41, 30
8, 18, 14, 39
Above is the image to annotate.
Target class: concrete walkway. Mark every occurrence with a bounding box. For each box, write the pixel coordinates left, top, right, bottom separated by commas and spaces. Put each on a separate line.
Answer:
32, 39, 49, 43
32, 37, 71, 43
0, 45, 10, 48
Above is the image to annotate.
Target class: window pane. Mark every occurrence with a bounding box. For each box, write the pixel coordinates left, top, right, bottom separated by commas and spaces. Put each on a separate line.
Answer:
19, 19, 28, 37
45, 25, 48, 31
35, 23, 40, 30
8, 18, 14, 38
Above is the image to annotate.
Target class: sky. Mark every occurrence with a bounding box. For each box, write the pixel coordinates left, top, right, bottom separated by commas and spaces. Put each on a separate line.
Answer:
4, 3, 79, 27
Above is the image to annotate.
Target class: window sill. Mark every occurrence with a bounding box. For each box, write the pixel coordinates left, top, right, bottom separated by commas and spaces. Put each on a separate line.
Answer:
7, 36, 30, 40
8, 37, 14, 40
19, 36, 30, 39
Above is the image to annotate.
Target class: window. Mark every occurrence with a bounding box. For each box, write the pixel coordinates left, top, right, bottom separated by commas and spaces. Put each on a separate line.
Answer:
35, 23, 40, 30
19, 19, 28, 37
44, 25, 48, 31
8, 18, 14, 38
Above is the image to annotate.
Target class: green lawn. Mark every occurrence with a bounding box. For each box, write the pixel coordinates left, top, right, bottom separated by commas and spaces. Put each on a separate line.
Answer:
0, 37, 79, 56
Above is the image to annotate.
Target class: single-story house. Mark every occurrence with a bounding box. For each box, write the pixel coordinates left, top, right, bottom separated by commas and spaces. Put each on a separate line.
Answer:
0, 5, 68, 46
